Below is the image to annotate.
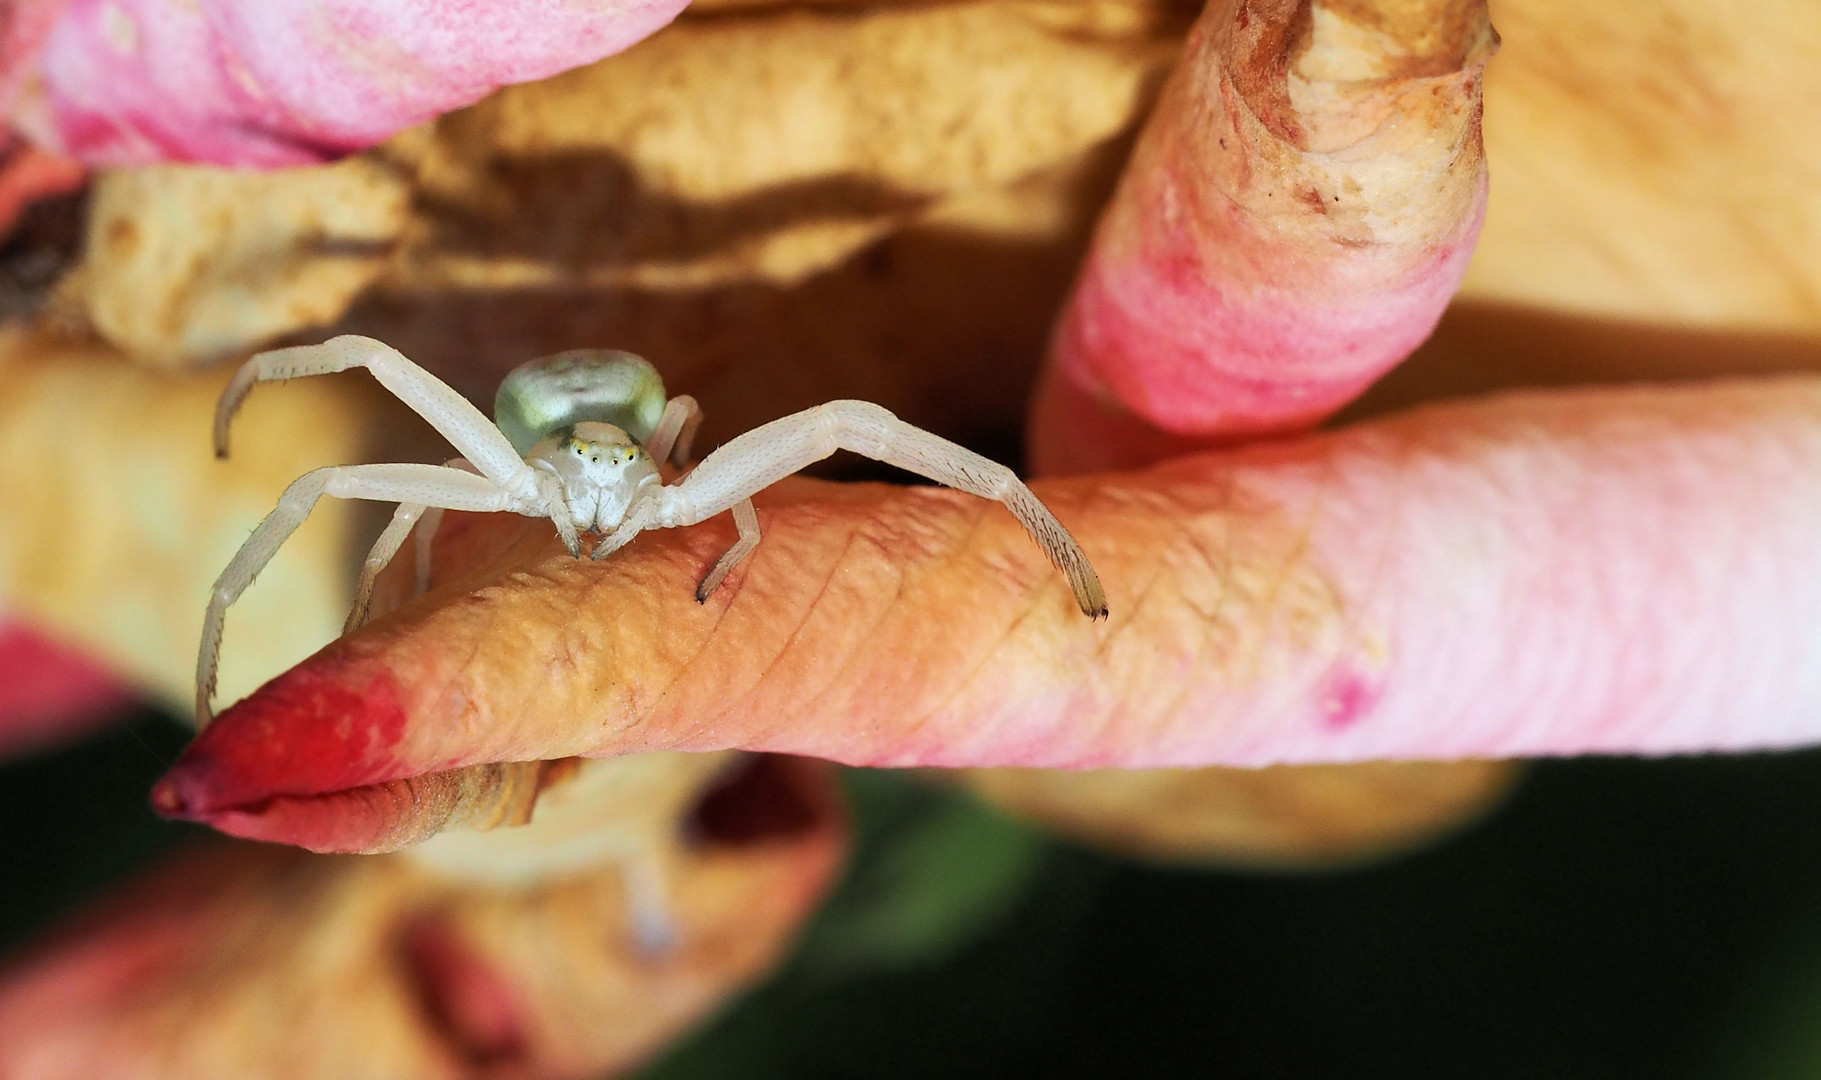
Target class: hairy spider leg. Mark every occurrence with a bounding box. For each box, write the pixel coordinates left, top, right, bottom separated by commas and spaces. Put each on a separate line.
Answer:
642, 394, 764, 598
197, 463, 527, 727
215, 335, 534, 496
658, 400, 1108, 618
347, 460, 484, 633
347, 503, 433, 634
695, 499, 762, 602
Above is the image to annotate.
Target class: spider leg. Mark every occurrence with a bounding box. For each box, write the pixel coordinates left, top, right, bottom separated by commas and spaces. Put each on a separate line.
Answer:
214, 335, 537, 496
659, 401, 1108, 618
414, 506, 442, 597
346, 502, 432, 634
198, 463, 532, 728
696, 498, 760, 602
643, 394, 705, 468
640, 397, 759, 598
346, 460, 481, 633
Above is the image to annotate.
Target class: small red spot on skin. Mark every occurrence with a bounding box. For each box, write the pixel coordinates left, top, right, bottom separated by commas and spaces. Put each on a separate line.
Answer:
1318, 671, 1380, 731
152, 663, 409, 820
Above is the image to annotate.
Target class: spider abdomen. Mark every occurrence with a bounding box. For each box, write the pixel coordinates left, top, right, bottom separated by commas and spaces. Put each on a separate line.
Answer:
494, 350, 669, 456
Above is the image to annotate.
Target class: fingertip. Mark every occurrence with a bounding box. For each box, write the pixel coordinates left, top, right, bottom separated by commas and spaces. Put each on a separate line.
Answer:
148, 777, 187, 818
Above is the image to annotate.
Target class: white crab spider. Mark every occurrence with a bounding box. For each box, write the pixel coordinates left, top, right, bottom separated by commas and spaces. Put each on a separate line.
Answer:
197, 334, 1109, 727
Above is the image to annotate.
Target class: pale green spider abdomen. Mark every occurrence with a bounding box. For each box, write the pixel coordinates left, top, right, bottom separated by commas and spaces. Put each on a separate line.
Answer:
494, 349, 669, 455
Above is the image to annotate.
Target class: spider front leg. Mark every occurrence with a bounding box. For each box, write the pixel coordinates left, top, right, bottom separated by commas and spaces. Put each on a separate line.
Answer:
215, 335, 533, 495
658, 401, 1108, 617
197, 463, 533, 728
638, 396, 760, 599
695, 499, 760, 601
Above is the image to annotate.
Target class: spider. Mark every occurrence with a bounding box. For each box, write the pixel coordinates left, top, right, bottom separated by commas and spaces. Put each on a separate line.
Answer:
198, 335, 1109, 726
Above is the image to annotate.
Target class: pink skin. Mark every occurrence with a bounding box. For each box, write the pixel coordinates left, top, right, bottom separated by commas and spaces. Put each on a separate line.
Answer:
17, 0, 691, 166
1035, 0, 1495, 473
151, 379, 1821, 851
0, 619, 134, 757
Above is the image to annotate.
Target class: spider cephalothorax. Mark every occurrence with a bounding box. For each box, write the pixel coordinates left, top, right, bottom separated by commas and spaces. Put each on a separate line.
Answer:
198, 335, 1108, 726
526, 423, 662, 534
